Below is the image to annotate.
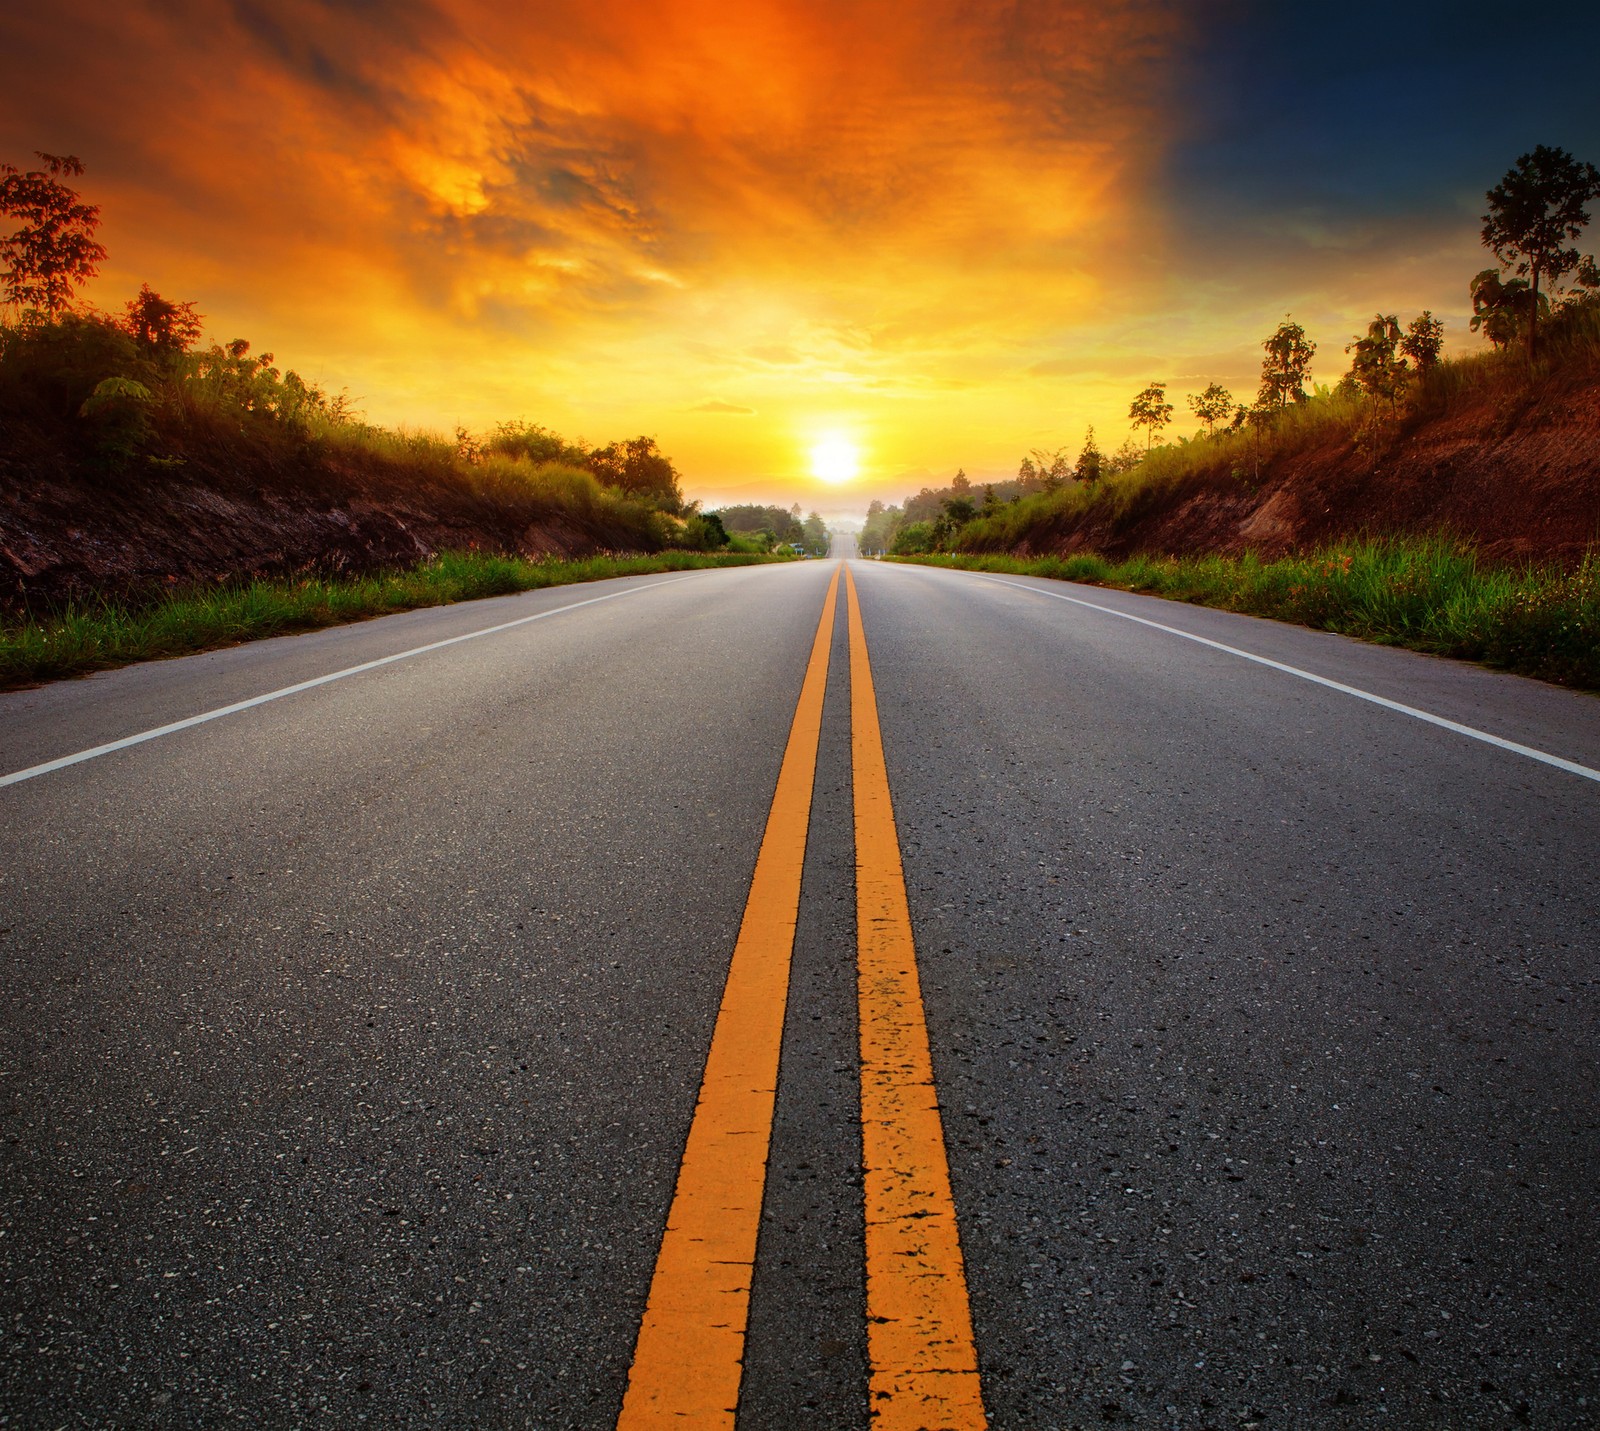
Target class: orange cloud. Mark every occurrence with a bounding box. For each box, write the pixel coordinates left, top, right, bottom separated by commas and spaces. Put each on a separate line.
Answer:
0, 0, 1189, 500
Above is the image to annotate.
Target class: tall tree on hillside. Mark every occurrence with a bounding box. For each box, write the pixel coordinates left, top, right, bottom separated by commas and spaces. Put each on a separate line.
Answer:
1482, 145, 1600, 361
1187, 382, 1233, 437
1029, 447, 1071, 491
0, 153, 107, 316
1346, 314, 1409, 413
1400, 312, 1445, 375
1128, 382, 1173, 449
1073, 426, 1103, 483
1258, 318, 1316, 409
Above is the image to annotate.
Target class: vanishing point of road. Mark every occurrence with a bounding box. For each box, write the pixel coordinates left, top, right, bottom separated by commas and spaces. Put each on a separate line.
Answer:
2, 540, 1596, 1428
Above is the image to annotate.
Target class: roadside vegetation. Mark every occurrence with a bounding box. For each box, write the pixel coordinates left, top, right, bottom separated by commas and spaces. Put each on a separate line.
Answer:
0, 549, 773, 689
859, 146, 1600, 564
0, 152, 739, 585
868, 148, 1600, 687
0, 153, 796, 678
895, 540, 1600, 690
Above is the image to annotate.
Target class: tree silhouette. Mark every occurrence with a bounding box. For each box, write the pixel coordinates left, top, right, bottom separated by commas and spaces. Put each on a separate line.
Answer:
1028, 447, 1071, 491
1128, 382, 1172, 449
1400, 312, 1444, 375
1073, 426, 1102, 483
1482, 145, 1600, 361
1469, 269, 1545, 349
1346, 314, 1408, 413
124, 284, 204, 355
1187, 382, 1233, 437
1258, 318, 1315, 409
0, 153, 107, 316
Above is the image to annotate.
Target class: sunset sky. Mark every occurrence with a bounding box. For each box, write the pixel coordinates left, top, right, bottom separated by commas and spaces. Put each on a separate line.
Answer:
3, 1, 1597, 512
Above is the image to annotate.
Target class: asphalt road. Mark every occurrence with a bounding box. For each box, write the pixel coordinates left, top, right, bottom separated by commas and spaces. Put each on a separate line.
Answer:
2, 546, 1597, 1428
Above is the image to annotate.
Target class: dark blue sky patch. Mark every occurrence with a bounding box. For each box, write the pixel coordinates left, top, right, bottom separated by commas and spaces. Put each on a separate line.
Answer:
1167, 1, 1600, 233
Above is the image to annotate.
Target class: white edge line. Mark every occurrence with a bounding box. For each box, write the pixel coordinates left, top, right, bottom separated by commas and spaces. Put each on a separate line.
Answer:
1, 574, 700, 789
948, 569, 1600, 787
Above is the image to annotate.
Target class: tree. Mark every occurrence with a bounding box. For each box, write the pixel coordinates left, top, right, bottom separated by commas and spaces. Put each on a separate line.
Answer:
1105, 437, 1143, 475
932, 497, 976, 550
1482, 145, 1600, 361
1029, 447, 1071, 492
1016, 455, 1040, 493
1128, 382, 1173, 449
890, 521, 935, 555
860, 501, 903, 554
801, 510, 829, 555
1400, 311, 1444, 375
123, 284, 204, 355
949, 468, 972, 496
1258, 318, 1315, 409
0, 153, 107, 316
1073, 425, 1102, 483
585, 435, 683, 510
1469, 268, 1546, 349
1187, 382, 1233, 437
1570, 254, 1600, 304
1345, 314, 1409, 413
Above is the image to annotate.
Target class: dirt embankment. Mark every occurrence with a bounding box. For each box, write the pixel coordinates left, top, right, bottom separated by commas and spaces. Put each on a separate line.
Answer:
992, 364, 1600, 567
0, 436, 641, 609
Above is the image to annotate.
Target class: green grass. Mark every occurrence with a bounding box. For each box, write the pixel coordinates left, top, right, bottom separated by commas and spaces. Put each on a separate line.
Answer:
1, 549, 782, 689
893, 538, 1600, 690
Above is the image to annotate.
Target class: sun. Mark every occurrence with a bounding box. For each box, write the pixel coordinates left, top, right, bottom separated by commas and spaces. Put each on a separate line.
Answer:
810, 435, 859, 485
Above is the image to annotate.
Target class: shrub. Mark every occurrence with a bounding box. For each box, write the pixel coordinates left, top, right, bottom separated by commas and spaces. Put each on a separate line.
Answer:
77, 375, 154, 465
891, 520, 936, 554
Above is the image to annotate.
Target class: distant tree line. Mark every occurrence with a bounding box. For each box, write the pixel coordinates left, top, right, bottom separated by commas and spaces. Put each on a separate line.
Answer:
712, 502, 829, 554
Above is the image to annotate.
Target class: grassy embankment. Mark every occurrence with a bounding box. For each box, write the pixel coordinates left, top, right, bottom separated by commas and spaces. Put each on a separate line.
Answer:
895, 539, 1600, 690
945, 304, 1600, 562
0, 548, 777, 689
1, 308, 791, 687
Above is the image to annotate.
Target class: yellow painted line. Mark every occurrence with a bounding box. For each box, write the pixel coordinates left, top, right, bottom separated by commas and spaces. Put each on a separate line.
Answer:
618, 564, 842, 1429
846, 565, 987, 1430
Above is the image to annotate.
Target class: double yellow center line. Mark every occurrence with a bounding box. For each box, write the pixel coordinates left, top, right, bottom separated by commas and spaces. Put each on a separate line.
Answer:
618, 565, 986, 1429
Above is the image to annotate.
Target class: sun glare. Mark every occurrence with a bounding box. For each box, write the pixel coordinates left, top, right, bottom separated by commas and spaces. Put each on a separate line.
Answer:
811, 436, 859, 485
